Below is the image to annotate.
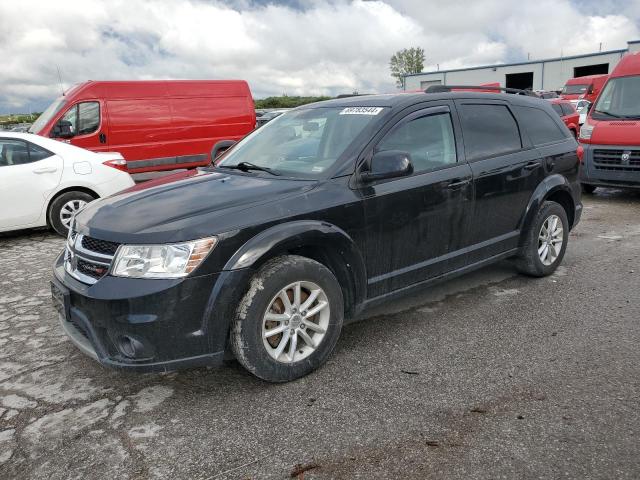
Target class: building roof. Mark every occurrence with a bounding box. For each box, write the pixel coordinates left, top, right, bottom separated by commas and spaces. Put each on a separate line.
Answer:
405, 48, 628, 78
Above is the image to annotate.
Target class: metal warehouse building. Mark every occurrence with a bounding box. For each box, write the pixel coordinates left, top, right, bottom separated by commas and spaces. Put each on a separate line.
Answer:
404, 40, 640, 92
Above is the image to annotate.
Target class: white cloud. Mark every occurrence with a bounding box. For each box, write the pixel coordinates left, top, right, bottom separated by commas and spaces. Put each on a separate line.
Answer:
0, 0, 637, 112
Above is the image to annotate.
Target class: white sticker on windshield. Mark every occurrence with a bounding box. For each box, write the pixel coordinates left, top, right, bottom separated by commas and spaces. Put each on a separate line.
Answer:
339, 107, 383, 115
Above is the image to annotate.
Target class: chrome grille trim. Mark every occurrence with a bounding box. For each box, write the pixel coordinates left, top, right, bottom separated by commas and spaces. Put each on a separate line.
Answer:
64, 231, 118, 285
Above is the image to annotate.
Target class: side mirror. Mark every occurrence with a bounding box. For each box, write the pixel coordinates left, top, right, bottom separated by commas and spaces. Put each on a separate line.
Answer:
211, 140, 236, 161
361, 150, 413, 182
51, 120, 74, 139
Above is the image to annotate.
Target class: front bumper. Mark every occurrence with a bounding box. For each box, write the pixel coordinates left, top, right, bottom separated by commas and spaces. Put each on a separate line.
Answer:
52, 252, 251, 372
580, 144, 640, 189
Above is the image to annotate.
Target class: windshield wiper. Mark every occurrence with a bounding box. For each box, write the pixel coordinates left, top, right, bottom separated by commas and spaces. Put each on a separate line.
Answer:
218, 162, 281, 176
593, 110, 623, 118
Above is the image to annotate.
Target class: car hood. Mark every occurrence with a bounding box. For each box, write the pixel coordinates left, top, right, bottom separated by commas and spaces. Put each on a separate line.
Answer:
589, 119, 640, 146
74, 168, 316, 244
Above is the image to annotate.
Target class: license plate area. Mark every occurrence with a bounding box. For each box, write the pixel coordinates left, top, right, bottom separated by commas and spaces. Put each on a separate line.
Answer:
51, 281, 69, 320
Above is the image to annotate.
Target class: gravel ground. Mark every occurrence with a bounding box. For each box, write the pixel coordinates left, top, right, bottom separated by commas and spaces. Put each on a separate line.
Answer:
0, 189, 639, 480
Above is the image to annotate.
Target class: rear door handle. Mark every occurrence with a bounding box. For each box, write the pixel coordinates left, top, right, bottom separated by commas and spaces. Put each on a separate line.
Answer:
446, 178, 470, 189
33, 167, 57, 174
524, 161, 541, 171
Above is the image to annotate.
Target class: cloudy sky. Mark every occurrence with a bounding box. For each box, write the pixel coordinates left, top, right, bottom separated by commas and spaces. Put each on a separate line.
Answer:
1, 0, 639, 113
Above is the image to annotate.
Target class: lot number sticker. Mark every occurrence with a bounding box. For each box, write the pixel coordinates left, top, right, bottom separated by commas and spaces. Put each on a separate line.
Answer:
339, 107, 383, 115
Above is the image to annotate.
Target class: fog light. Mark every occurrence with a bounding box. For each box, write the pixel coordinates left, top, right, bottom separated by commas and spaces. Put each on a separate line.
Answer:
118, 335, 144, 359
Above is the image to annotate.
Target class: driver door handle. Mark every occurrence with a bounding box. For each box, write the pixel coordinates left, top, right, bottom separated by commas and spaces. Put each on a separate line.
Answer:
33, 167, 58, 174
446, 178, 470, 189
524, 161, 541, 171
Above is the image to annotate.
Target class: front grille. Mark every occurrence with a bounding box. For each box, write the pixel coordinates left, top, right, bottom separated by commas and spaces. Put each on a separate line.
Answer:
65, 233, 117, 285
593, 149, 640, 171
81, 236, 120, 256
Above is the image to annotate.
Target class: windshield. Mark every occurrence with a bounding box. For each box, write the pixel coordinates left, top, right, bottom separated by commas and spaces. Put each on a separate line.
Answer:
562, 84, 589, 95
28, 96, 67, 134
593, 76, 640, 119
217, 106, 384, 178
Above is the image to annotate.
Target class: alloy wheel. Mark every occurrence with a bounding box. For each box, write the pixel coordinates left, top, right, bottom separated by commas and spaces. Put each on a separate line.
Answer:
538, 214, 563, 266
262, 281, 330, 363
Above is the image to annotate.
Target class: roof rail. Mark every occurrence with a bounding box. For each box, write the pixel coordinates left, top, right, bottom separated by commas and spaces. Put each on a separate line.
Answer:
424, 85, 537, 96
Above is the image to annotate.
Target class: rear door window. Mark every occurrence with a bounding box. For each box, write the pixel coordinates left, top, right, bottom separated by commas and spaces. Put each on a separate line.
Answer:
457, 104, 522, 161
515, 106, 568, 146
0, 139, 53, 166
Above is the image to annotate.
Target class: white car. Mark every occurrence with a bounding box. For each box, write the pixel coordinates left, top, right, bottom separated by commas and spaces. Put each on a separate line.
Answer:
0, 132, 134, 236
574, 100, 592, 125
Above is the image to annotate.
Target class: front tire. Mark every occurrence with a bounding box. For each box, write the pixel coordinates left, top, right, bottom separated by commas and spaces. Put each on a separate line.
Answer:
230, 255, 344, 382
515, 201, 569, 277
48, 191, 95, 236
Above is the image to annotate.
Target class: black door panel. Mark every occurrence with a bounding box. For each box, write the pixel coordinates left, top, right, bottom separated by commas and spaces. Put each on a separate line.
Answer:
363, 163, 473, 296
466, 150, 544, 263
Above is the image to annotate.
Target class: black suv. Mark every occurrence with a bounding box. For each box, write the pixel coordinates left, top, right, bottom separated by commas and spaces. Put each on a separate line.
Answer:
52, 89, 582, 382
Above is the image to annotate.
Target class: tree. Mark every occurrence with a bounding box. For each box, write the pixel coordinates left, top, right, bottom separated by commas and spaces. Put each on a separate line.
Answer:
390, 47, 425, 89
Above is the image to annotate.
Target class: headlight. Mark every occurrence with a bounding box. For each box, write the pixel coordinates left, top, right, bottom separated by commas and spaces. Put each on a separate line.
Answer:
112, 237, 217, 279
579, 120, 594, 140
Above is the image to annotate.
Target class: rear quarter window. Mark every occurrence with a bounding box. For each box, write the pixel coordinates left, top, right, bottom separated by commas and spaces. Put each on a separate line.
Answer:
515, 106, 568, 146
458, 104, 522, 161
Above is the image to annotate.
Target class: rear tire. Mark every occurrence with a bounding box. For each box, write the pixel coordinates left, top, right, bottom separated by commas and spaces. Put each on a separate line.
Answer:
230, 255, 344, 382
581, 183, 596, 194
48, 191, 95, 236
515, 201, 569, 277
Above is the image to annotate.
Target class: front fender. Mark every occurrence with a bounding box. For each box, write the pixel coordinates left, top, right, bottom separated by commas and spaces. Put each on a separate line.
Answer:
224, 220, 367, 314
518, 174, 574, 245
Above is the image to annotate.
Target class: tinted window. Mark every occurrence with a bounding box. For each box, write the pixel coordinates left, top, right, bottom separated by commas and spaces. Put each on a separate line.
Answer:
378, 112, 457, 172
515, 106, 567, 145
0, 139, 52, 166
458, 104, 521, 161
551, 104, 564, 116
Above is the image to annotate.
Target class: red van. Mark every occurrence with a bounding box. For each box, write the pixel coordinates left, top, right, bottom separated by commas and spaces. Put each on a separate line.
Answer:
28, 80, 255, 173
560, 74, 608, 104
579, 52, 640, 192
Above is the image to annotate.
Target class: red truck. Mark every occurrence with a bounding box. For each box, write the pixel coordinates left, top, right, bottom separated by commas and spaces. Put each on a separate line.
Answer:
549, 99, 580, 138
560, 74, 608, 104
28, 80, 256, 173
579, 52, 640, 192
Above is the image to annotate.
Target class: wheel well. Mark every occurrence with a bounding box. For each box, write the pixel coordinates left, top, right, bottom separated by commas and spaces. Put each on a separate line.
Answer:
251, 244, 359, 318
46, 187, 99, 226
546, 189, 575, 228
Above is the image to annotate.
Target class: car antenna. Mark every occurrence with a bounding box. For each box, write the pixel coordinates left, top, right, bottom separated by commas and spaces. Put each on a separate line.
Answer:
56, 65, 65, 96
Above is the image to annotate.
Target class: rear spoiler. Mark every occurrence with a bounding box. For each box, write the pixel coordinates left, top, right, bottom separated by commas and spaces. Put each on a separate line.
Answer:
424, 85, 537, 96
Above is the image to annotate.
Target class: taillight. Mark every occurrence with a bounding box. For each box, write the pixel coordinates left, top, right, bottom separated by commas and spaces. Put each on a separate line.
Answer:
576, 145, 584, 164
103, 159, 128, 172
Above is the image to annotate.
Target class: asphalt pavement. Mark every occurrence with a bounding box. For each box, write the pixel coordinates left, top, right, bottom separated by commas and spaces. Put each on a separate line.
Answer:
0, 189, 639, 479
